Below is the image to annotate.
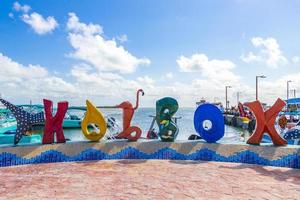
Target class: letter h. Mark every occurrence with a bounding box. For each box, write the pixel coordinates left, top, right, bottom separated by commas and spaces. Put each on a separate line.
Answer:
43, 99, 68, 144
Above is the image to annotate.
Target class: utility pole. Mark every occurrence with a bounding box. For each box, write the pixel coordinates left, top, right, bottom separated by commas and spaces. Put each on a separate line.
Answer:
237, 92, 241, 106
225, 86, 232, 111
287, 80, 292, 100
256, 75, 266, 100
290, 89, 296, 98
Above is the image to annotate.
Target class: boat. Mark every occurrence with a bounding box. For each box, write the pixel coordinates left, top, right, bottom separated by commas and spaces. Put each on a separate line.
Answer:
260, 98, 300, 145
18, 105, 85, 129
62, 108, 84, 128
196, 99, 225, 113
0, 133, 41, 145
0, 117, 40, 145
0, 104, 85, 145
0, 108, 17, 134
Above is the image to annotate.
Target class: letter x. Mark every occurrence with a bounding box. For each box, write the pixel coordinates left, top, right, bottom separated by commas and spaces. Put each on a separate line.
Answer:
244, 98, 287, 146
43, 99, 68, 144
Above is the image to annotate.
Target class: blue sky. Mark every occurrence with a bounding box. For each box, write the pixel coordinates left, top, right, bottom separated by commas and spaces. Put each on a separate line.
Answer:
0, 0, 299, 107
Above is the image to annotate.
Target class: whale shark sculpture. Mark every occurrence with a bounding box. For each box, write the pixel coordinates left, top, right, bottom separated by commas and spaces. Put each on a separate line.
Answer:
0, 98, 45, 145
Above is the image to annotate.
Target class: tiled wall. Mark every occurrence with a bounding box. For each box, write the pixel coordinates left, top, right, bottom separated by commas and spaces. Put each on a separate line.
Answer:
0, 140, 299, 168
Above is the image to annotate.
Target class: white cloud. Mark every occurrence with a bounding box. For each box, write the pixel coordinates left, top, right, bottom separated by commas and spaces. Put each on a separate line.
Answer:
67, 13, 150, 74
241, 37, 288, 68
116, 34, 128, 43
67, 13, 102, 35
13, 2, 31, 13
3, 8, 297, 107
0, 53, 76, 101
165, 72, 173, 79
292, 56, 300, 64
69, 63, 157, 105
12, 2, 58, 35
22, 12, 58, 35
0, 52, 242, 107
177, 53, 240, 84
175, 53, 245, 107
137, 76, 155, 89
68, 63, 199, 106
255, 74, 300, 102
8, 13, 14, 19
1, 51, 298, 108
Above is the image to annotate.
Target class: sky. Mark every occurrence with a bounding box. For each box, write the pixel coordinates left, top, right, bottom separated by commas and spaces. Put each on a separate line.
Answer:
0, 0, 300, 107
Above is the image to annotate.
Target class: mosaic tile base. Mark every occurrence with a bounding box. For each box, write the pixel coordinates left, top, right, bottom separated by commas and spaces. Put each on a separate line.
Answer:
0, 141, 299, 168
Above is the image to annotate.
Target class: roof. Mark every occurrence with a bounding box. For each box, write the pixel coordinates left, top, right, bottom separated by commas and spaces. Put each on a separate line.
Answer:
286, 98, 300, 104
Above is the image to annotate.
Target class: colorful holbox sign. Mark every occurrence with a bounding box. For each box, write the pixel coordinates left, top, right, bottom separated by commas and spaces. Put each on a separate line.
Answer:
0, 94, 288, 146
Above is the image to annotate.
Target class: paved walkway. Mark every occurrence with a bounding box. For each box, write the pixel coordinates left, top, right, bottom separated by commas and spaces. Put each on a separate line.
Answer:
0, 160, 299, 200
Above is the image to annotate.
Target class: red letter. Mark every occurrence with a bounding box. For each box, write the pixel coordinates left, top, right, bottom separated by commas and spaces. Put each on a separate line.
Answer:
43, 99, 68, 144
244, 98, 287, 146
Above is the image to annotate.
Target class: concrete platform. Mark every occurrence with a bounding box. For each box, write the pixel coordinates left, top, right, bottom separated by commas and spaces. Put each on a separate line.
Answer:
0, 160, 299, 199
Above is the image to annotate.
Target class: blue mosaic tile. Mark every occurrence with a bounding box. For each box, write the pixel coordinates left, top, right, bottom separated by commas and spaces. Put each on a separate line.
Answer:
0, 146, 299, 169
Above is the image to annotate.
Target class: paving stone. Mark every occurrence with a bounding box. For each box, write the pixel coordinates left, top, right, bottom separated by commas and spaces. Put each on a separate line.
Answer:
0, 160, 299, 199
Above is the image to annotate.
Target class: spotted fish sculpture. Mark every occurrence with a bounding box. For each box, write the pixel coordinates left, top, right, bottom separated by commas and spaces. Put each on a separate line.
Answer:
0, 98, 45, 145
284, 128, 300, 145
156, 97, 179, 142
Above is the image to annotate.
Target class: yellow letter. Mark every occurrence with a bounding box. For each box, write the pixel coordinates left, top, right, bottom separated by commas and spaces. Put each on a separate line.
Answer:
81, 100, 107, 141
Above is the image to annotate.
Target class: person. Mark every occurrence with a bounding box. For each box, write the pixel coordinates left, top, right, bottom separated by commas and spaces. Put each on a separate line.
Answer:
219, 104, 225, 114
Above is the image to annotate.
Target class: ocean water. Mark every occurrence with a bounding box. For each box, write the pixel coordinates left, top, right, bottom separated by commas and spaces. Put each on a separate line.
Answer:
64, 108, 245, 143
